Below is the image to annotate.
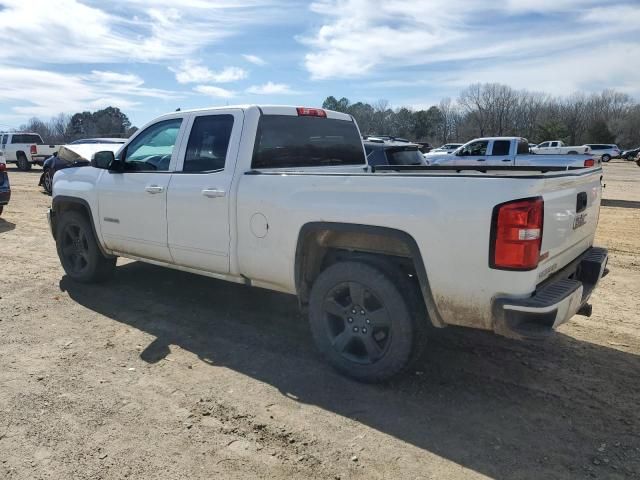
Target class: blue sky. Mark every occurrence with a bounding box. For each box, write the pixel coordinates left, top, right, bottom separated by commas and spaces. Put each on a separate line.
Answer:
0, 0, 638, 128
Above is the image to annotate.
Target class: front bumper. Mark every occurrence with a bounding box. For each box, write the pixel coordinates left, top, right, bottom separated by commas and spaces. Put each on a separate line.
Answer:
493, 247, 608, 340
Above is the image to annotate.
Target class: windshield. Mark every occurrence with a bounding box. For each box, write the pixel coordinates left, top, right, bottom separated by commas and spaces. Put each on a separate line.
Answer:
387, 147, 424, 165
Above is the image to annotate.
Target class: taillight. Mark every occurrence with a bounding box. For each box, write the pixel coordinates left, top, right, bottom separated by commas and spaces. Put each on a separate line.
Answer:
296, 107, 326, 117
490, 197, 544, 271
0, 162, 5, 171
30, 145, 37, 155
584, 158, 595, 167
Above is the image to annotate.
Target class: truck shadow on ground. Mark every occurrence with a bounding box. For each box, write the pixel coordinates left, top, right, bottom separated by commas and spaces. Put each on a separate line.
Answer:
0, 218, 16, 233
59, 261, 640, 479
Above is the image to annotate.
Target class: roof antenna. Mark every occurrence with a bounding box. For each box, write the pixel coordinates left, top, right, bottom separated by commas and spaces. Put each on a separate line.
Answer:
175, 107, 181, 112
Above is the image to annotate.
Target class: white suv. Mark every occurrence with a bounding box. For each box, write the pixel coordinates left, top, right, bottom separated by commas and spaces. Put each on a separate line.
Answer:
584, 144, 620, 162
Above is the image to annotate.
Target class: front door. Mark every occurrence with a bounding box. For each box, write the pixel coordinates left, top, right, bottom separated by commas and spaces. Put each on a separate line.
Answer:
98, 117, 185, 262
167, 110, 243, 273
452, 139, 489, 165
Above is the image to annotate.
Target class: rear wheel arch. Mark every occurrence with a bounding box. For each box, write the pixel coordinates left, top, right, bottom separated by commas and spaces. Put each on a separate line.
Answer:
294, 222, 444, 327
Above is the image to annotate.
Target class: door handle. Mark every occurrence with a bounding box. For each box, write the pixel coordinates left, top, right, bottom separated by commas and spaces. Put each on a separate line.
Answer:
502, 159, 511, 162
145, 185, 164, 194
201, 188, 226, 198
477, 158, 486, 162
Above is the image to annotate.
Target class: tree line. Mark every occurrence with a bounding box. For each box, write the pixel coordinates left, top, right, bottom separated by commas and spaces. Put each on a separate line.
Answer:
323, 83, 640, 148
16, 107, 138, 144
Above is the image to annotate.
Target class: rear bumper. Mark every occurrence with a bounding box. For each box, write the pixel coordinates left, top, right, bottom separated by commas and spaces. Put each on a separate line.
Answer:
493, 247, 608, 340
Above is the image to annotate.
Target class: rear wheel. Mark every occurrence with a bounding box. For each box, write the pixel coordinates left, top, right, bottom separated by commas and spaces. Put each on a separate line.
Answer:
0, 206, 3, 216
55, 211, 115, 283
601, 154, 611, 162
308, 261, 417, 382
17, 154, 31, 171
43, 168, 53, 194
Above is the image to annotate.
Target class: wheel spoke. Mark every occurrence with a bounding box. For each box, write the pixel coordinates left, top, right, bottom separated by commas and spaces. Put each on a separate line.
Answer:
61, 244, 75, 256
367, 308, 391, 329
331, 330, 352, 353
323, 298, 345, 317
348, 282, 366, 307
361, 335, 383, 362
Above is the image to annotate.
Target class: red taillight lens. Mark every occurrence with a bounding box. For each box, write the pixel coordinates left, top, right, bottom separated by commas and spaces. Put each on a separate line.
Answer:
0, 162, 6, 171
490, 197, 544, 271
584, 158, 595, 167
296, 107, 327, 117
30, 144, 37, 155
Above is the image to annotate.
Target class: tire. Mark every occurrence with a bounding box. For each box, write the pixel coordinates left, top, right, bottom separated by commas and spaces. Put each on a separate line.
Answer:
636, 159, 640, 168
55, 211, 116, 283
308, 261, 417, 382
0, 206, 3, 216
17, 154, 32, 171
601, 154, 611, 163
43, 168, 53, 195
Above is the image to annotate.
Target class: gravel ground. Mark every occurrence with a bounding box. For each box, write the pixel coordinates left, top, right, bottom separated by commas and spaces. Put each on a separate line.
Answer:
0, 161, 638, 479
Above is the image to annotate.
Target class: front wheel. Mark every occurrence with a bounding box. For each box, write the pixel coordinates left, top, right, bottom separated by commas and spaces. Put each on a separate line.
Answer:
43, 168, 53, 195
308, 261, 418, 382
601, 154, 611, 162
55, 211, 116, 283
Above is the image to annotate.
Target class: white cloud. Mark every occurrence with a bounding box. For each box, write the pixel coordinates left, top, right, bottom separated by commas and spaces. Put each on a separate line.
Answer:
194, 85, 236, 99
300, 0, 639, 87
0, 66, 179, 120
242, 54, 267, 66
0, 0, 289, 64
170, 60, 247, 84
246, 82, 296, 94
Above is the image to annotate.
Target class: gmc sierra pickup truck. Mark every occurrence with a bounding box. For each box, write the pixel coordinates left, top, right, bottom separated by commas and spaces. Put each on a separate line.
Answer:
0, 132, 62, 171
427, 137, 597, 168
49, 105, 608, 382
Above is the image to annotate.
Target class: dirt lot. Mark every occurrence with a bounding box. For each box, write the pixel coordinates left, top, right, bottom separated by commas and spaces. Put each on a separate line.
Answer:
0, 161, 638, 479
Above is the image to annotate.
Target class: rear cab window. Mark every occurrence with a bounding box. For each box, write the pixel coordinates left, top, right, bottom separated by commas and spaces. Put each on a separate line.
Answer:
11, 134, 43, 144
491, 140, 511, 156
251, 114, 365, 169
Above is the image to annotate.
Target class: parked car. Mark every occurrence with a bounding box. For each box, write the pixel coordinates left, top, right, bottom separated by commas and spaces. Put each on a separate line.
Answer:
415, 142, 432, 154
620, 147, 640, 160
39, 139, 126, 194
0, 158, 9, 216
427, 137, 598, 168
0, 132, 62, 171
584, 144, 621, 162
48, 105, 608, 382
424, 143, 463, 156
364, 138, 426, 166
530, 140, 590, 155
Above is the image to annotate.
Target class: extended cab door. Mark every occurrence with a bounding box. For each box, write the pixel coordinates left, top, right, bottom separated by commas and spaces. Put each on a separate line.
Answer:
166, 109, 243, 273
97, 116, 186, 262
486, 139, 514, 165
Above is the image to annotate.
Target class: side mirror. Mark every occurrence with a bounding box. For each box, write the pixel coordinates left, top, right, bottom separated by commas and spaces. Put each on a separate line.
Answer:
91, 151, 116, 170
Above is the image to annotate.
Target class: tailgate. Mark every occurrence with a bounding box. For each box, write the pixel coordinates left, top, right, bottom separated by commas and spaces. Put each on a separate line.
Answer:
537, 170, 602, 283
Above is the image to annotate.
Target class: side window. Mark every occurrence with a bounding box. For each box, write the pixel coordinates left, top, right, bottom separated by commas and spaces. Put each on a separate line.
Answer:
183, 115, 234, 172
491, 140, 511, 156
550, 142, 558, 147
1, 135, 7, 147
517, 140, 530, 154
122, 118, 182, 172
366, 148, 387, 166
458, 140, 488, 156
538, 142, 549, 148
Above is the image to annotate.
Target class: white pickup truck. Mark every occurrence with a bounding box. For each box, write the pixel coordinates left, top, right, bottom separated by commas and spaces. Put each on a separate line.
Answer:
0, 132, 62, 171
426, 137, 597, 168
530, 140, 591, 155
48, 106, 608, 382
